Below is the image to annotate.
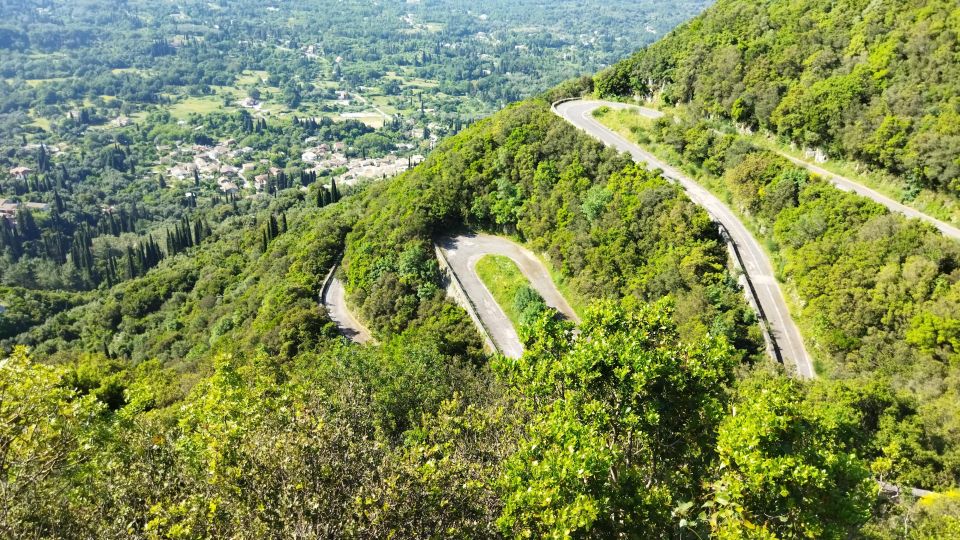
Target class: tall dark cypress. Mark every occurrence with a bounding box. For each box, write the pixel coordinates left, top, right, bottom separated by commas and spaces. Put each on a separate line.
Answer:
125, 246, 136, 280
268, 215, 278, 239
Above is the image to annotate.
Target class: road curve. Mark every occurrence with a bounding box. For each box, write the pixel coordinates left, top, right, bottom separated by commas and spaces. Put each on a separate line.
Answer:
438, 233, 579, 359
586, 100, 960, 241
322, 276, 374, 344
555, 99, 815, 378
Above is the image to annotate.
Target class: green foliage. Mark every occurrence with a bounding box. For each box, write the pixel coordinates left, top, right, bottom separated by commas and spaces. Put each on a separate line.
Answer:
622, 109, 960, 492
709, 372, 874, 539
604, 0, 960, 195
908, 491, 960, 539
579, 184, 611, 222
497, 300, 737, 538
0, 335, 500, 537
6, 0, 954, 532
0, 300, 942, 537
8, 196, 353, 368
344, 100, 761, 366
0, 287, 86, 341
0, 347, 102, 537
513, 285, 549, 328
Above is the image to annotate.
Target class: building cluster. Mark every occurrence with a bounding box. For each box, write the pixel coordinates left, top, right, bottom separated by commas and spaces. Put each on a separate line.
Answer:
160, 133, 424, 196
0, 198, 49, 223
162, 139, 257, 194
332, 154, 424, 186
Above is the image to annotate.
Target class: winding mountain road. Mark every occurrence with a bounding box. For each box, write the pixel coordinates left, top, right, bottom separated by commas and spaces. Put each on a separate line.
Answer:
322, 275, 374, 344
437, 234, 578, 359
555, 99, 815, 378
584, 100, 960, 240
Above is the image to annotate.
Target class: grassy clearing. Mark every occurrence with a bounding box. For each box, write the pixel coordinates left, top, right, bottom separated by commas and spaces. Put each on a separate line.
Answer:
30, 117, 51, 131
23, 77, 70, 87
369, 96, 400, 115
27, 52, 67, 60
474, 254, 533, 330
169, 96, 226, 119
236, 70, 269, 86
210, 85, 245, 99
111, 67, 151, 76
593, 105, 653, 134
341, 115, 384, 128
401, 77, 439, 89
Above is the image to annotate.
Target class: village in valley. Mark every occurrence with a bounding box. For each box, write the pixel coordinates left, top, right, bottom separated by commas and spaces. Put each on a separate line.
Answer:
161, 135, 424, 197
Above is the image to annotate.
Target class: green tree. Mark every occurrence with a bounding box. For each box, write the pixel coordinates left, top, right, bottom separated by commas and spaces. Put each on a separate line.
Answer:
708, 372, 874, 539
497, 300, 736, 538
0, 347, 102, 537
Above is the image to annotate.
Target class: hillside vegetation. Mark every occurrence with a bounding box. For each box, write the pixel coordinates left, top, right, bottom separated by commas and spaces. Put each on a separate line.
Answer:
5, 93, 960, 537
4, 0, 960, 536
596, 104, 960, 492
597, 0, 960, 197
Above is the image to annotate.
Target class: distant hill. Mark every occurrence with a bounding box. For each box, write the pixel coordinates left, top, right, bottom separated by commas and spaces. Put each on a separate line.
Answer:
596, 0, 960, 195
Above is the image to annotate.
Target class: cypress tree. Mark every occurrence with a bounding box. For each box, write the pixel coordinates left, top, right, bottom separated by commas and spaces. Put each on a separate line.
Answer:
125, 246, 136, 279
268, 215, 278, 239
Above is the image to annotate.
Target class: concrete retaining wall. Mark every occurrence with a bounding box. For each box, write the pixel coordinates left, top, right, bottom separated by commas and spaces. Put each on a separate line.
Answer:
716, 224, 783, 365
434, 244, 500, 355
319, 252, 343, 303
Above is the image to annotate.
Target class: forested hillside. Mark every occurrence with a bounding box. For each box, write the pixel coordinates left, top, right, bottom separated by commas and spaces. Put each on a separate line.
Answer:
597, 0, 960, 197
342, 99, 759, 357
4, 0, 960, 537
595, 104, 960, 492
5, 91, 960, 537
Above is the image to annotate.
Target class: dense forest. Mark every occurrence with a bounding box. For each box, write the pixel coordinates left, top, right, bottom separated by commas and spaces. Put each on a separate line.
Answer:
596, 0, 960, 198
595, 105, 960, 493
3, 0, 960, 537
5, 92, 960, 538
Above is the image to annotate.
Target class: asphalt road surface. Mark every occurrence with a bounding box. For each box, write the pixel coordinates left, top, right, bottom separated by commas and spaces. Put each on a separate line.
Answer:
554, 99, 815, 378
438, 234, 578, 359
322, 276, 374, 344
582, 100, 960, 240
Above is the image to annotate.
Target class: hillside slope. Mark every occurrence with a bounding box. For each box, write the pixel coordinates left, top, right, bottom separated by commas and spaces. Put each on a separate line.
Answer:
5, 94, 960, 538
597, 0, 960, 195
